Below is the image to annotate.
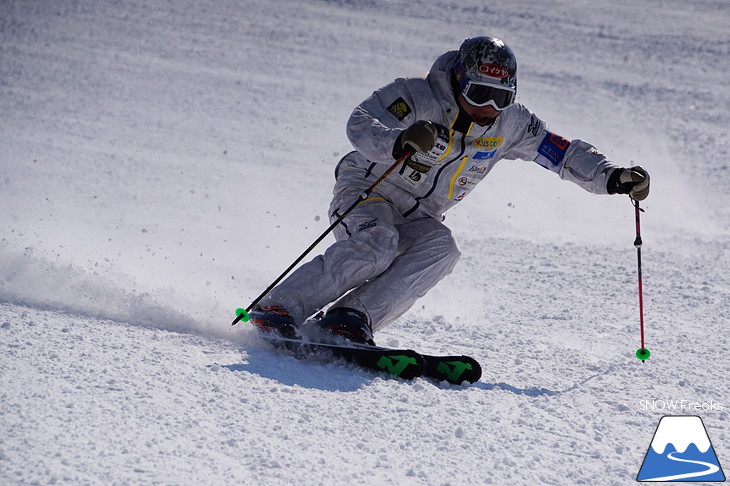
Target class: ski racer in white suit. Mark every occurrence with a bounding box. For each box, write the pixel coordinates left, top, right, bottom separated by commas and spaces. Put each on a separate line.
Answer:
249, 36, 650, 344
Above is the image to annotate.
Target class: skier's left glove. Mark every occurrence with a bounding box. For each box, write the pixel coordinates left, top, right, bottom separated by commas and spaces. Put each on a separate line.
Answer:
607, 166, 650, 201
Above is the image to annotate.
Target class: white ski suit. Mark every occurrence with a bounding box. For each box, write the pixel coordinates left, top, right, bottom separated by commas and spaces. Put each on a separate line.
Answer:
262, 50, 620, 331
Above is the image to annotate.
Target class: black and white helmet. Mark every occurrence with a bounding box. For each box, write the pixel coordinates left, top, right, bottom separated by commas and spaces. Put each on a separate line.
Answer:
453, 36, 517, 110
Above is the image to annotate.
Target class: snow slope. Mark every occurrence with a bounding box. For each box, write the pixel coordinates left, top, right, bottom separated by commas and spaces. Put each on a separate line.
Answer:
1, 0, 729, 484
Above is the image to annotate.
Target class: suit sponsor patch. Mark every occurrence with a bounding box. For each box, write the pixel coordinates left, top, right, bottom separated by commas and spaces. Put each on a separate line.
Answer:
466, 164, 488, 174
386, 97, 412, 121
473, 137, 503, 149
535, 132, 570, 170
473, 150, 497, 160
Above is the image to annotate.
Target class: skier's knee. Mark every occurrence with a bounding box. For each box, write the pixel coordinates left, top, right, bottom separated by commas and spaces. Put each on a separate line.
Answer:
432, 228, 461, 272
342, 224, 399, 275
364, 226, 400, 272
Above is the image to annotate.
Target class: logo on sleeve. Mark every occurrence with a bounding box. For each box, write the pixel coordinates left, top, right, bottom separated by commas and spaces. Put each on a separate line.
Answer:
386, 97, 412, 121
527, 116, 541, 136
537, 132, 570, 167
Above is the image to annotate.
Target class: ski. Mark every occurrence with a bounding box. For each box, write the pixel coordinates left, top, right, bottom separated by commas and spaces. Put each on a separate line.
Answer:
421, 353, 482, 384
259, 333, 426, 380
254, 332, 482, 384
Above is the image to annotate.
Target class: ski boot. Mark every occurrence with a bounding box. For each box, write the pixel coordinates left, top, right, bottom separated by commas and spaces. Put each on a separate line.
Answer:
315, 307, 375, 346
248, 305, 298, 338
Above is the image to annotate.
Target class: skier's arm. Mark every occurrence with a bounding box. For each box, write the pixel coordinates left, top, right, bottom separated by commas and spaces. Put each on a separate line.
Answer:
347, 77, 422, 163
553, 138, 619, 195
552, 138, 650, 199
502, 105, 631, 195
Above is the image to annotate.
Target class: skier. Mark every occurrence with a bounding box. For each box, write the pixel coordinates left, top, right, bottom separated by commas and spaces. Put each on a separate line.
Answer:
248, 36, 650, 345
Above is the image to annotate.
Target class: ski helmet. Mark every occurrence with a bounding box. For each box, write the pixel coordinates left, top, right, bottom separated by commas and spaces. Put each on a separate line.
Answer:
454, 36, 517, 109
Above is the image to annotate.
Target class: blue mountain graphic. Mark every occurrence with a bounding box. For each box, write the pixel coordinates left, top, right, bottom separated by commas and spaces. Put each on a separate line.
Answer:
638, 442, 726, 482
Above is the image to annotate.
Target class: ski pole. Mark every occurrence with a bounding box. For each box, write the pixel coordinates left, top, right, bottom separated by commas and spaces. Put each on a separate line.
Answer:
232, 149, 414, 326
633, 198, 650, 362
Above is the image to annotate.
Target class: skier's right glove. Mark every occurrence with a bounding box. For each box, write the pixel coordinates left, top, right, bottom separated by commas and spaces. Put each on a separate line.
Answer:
393, 120, 438, 172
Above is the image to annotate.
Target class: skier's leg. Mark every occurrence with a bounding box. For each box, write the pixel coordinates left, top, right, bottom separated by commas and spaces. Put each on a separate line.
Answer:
260, 191, 403, 325
332, 217, 460, 332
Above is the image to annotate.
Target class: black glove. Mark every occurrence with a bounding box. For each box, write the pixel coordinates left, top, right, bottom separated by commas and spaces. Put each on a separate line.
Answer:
393, 120, 438, 171
607, 166, 650, 201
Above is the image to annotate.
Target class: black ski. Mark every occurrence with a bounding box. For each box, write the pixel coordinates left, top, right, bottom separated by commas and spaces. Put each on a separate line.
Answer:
254, 332, 482, 384
259, 334, 425, 380
421, 353, 482, 384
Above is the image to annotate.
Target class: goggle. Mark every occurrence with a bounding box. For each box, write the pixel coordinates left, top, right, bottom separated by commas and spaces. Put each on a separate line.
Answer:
461, 81, 515, 110
454, 56, 515, 110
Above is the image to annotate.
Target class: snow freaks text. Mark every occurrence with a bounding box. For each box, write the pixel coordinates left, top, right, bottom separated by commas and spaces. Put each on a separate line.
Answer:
639, 400, 724, 412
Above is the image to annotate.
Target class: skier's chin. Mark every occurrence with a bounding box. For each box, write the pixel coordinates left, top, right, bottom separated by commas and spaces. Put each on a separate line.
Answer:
474, 116, 498, 126
458, 94, 501, 126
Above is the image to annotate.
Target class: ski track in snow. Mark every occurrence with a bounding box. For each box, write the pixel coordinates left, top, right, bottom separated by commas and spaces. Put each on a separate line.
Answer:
1, 0, 729, 484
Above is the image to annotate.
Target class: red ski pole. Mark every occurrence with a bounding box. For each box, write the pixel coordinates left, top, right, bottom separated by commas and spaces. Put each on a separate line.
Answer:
633, 199, 650, 361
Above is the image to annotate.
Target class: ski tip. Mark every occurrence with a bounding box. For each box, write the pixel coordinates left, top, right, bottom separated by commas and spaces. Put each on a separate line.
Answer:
423, 355, 482, 384
458, 357, 482, 384
635, 347, 650, 362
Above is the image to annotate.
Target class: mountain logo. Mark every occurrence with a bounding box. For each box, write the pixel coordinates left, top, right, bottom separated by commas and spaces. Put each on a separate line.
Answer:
637, 415, 726, 482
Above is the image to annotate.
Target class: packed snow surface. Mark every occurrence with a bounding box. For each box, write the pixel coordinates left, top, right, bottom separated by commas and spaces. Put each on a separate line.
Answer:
2, 0, 729, 484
